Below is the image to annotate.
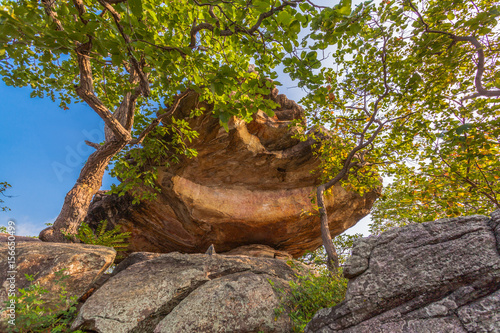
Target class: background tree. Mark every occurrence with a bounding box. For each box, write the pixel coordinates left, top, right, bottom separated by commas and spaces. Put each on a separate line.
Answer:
287, 0, 499, 269
0, 181, 11, 212
0, 0, 319, 242
369, 0, 500, 232
287, 0, 419, 270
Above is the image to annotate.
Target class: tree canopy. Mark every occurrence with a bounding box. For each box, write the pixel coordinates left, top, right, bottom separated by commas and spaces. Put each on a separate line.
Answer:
0, 0, 322, 241
0, 0, 499, 260
282, 0, 499, 267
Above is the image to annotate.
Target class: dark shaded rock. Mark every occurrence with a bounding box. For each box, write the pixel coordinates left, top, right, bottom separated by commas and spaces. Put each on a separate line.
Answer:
221, 244, 292, 260
110, 252, 163, 277
72, 252, 308, 333
85, 89, 379, 259
306, 211, 500, 333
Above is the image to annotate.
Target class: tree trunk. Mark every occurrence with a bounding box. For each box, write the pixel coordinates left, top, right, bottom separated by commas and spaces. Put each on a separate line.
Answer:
316, 185, 340, 272
39, 140, 127, 242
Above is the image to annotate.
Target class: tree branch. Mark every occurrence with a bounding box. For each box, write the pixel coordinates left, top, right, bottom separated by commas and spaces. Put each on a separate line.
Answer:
130, 89, 193, 145
407, 0, 500, 99
41, 0, 64, 31
97, 0, 150, 97
74, 42, 131, 142
189, 0, 299, 48
85, 140, 101, 149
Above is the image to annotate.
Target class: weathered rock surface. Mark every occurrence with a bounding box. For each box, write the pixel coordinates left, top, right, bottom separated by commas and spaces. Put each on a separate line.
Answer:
221, 244, 292, 260
306, 210, 500, 333
0, 242, 115, 311
72, 252, 307, 333
0, 233, 41, 242
86, 89, 379, 258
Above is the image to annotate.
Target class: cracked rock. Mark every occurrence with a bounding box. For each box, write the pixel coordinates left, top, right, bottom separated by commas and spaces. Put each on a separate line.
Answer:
72, 252, 307, 333
305, 210, 500, 333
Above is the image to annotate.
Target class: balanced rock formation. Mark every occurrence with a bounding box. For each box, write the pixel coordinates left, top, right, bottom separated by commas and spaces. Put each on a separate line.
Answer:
0, 242, 115, 314
306, 211, 500, 333
86, 88, 379, 258
72, 251, 308, 333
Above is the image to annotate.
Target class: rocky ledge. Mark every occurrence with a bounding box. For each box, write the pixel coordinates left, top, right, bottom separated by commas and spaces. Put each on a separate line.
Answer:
306, 210, 500, 333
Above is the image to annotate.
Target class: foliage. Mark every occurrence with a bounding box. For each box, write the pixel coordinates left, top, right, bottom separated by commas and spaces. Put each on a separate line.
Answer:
362, 0, 500, 232
66, 220, 130, 253
272, 264, 348, 332
1, 181, 12, 212
284, 0, 499, 242
4, 269, 84, 333
300, 233, 363, 267
0, 0, 316, 198
0, 0, 323, 240
109, 114, 201, 203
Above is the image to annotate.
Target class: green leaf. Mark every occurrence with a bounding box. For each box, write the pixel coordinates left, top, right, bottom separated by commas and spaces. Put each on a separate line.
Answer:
253, 0, 270, 13
277, 11, 293, 26
350, 22, 361, 34
455, 123, 472, 134
289, 20, 301, 34
129, 0, 143, 19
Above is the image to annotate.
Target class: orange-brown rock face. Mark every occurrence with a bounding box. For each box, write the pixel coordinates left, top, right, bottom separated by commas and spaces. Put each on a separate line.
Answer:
86, 89, 379, 258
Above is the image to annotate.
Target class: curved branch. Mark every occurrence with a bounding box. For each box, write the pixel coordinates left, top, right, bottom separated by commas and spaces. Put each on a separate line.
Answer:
41, 0, 64, 31
97, 0, 150, 97
130, 89, 193, 145
75, 42, 131, 142
189, 0, 300, 48
407, 0, 500, 99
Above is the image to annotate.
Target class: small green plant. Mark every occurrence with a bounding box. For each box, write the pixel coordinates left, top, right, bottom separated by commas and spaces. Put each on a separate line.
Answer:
65, 220, 131, 254
4, 269, 85, 332
272, 264, 348, 332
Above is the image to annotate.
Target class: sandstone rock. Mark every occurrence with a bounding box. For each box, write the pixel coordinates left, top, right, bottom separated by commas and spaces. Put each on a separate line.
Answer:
306, 211, 500, 333
0, 242, 115, 312
221, 244, 292, 260
86, 89, 379, 258
72, 252, 307, 333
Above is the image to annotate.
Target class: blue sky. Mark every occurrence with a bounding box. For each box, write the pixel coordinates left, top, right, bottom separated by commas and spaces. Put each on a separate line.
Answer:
0, 83, 116, 236
0, 69, 371, 238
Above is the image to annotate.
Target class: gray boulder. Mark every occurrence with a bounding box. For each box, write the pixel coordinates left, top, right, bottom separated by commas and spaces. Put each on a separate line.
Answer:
0, 242, 115, 314
72, 252, 307, 333
306, 210, 500, 333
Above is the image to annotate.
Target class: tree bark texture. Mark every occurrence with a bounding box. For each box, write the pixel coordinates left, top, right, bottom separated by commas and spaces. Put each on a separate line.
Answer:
39, 141, 127, 242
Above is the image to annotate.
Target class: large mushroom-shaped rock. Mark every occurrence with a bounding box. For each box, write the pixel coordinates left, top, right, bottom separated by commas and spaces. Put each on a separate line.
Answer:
305, 210, 500, 333
72, 252, 308, 333
86, 89, 379, 258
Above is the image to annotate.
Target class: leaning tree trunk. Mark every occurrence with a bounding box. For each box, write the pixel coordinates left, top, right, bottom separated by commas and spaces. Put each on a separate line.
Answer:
39, 140, 127, 242
316, 185, 340, 272
38, 0, 144, 242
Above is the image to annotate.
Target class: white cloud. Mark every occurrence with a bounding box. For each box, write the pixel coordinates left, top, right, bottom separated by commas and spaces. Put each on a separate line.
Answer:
0, 215, 48, 237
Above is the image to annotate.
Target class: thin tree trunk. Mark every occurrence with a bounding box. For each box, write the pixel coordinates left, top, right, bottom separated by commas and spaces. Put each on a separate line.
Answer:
316, 185, 340, 272
39, 140, 127, 242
